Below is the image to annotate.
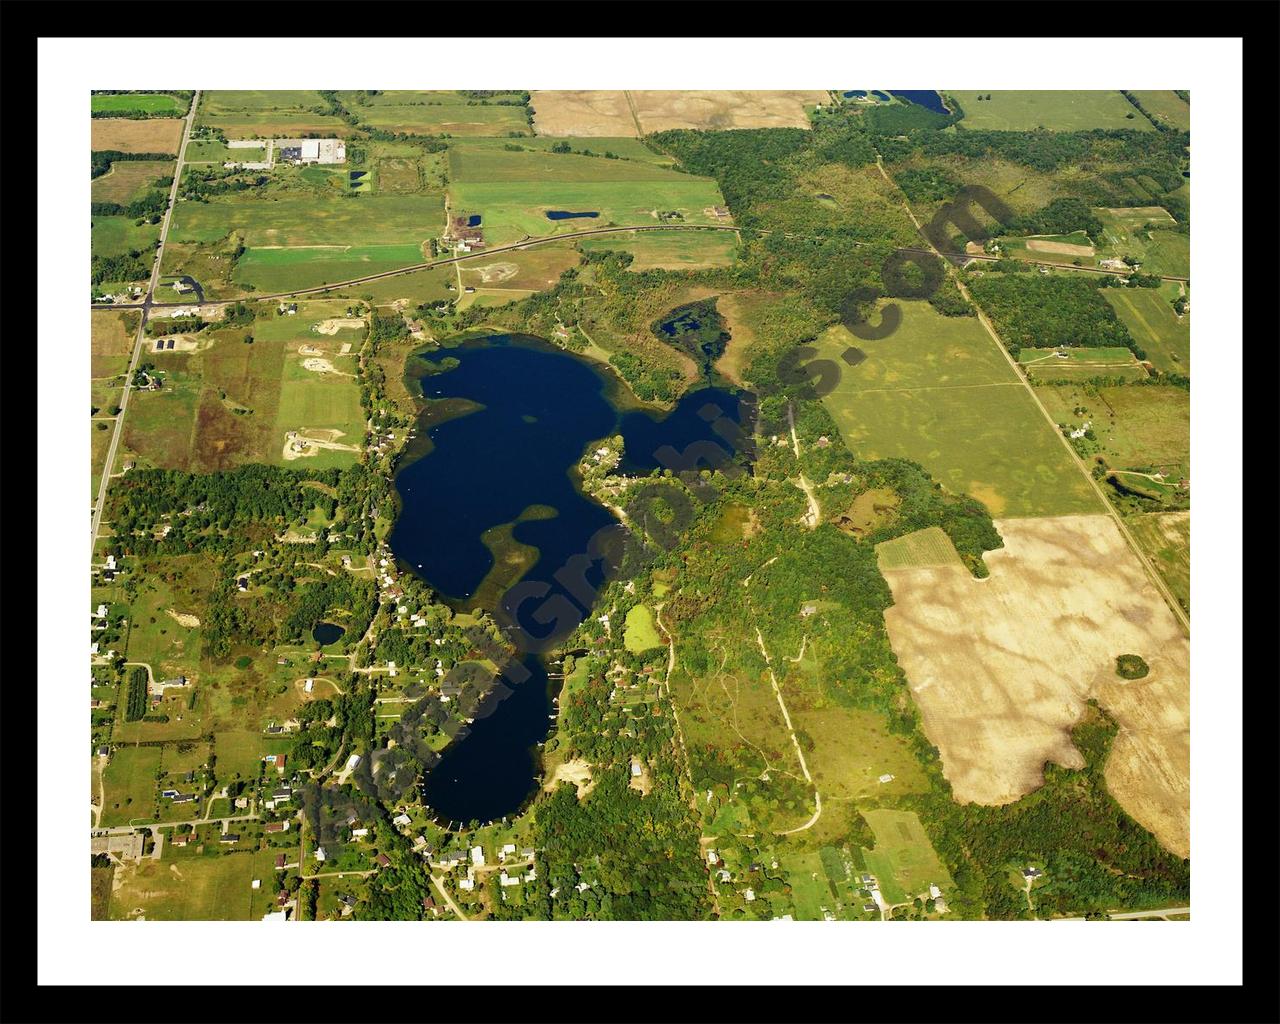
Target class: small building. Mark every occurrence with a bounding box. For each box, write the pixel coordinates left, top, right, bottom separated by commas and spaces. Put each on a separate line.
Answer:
470, 846, 485, 867
265, 821, 290, 833
1022, 866, 1043, 879
929, 884, 942, 900
171, 832, 194, 846
251, 879, 261, 890
376, 853, 392, 868
743, 889, 756, 902
499, 872, 519, 887
351, 828, 370, 839
220, 833, 240, 844
275, 854, 287, 869
630, 761, 643, 777
393, 813, 412, 826
314, 847, 327, 862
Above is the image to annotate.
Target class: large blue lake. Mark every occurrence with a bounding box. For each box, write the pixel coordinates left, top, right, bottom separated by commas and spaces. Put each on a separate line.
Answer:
389, 333, 750, 824
890, 90, 950, 114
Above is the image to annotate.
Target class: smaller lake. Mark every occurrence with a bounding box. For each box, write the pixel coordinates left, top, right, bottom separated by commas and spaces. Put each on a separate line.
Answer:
546, 210, 598, 221
467, 214, 482, 227
312, 622, 345, 646
890, 90, 949, 115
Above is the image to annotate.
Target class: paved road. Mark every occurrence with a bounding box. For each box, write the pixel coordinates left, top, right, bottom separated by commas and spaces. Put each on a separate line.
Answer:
90, 90, 202, 551
89, 225, 1188, 315
1055, 905, 1190, 921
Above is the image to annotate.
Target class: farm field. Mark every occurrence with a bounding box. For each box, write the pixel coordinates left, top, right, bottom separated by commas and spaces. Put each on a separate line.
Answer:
1103, 283, 1191, 375
881, 514, 1190, 857
91, 215, 161, 260
93, 93, 186, 115
457, 245, 581, 293
460, 135, 675, 166
1129, 90, 1191, 131
631, 90, 828, 132
1037, 382, 1190, 481
232, 243, 427, 293
91, 118, 184, 154
324, 264, 456, 306
336, 91, 531, 136
1093, 207, 1190, 278
451, 180, 728, 245
197, 89, 350, 137
92, 310, 137, 378
623, 605, 662, 653
860, 809, 953, 907
169, 194, 445, 248
531, 91, 640, 136
577, 228, 739, 271
947, 91, 1153, 131
875, 526, 964, 571
449, 144, 689, 183
91, 160, 174, 205
108, 847, 283, 921
100, 746, 163, 827
1126, 511, 1190, 615
814, 303, 1101, 517
1017, 345, 1148, 383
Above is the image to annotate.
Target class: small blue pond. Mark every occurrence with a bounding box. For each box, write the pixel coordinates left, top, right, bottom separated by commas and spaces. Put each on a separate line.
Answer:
467, 214, 481, 227
890, 90, 949, 114
546, 210, 598, 221
312, 622, 345, 646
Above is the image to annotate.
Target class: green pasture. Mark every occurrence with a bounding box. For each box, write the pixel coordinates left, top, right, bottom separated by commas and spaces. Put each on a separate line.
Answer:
860, 809, 953, 907
1018, 345, 1147, 382
109, 848, 283, 921
875, 526, 964, 570
1127, 512, 1190, 614
449, 144, 689, 183
1093, 207, 1189, 277
623, 605, 662, 653
93, 93, 184, 115
947, 91, 1152, 131
91, 216, 161, 259
1128, 90, 1191, 131
578, 229, 739, 271
100, 746, 162, 826
232, 243, 426, 293
1103, 284, 1190, 375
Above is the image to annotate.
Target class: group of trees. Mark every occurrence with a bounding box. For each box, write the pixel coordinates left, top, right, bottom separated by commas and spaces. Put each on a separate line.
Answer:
91, 250, 153, 287
124, 666, 149, 722
91, 187, 169, 222
91, 149, 176, 180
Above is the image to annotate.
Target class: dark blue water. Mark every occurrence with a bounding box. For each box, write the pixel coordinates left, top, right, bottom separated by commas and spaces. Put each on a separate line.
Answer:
312, 622, 345, 645
545, 210, 598, 220
890, 90, 949, 114
871, 90, 891, 102
467, 214, 481, 226
843, 90, 867, 99
390, 334, 751, 823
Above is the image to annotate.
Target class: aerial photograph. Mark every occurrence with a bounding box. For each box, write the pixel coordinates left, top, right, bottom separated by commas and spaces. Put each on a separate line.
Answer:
86, 85, 1195, 927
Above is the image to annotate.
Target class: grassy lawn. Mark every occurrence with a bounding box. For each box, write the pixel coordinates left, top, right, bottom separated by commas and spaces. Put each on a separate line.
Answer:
947, 91, 1152, 131
100, 746, 162, 826
623, 605, 662, 653
1103, 284, 1190, 375
860, 808, 954, 907
815, 303, 1101, 517
213, 730, 267, 785
92, 310, 136, 378
1018, 345, 1148, 383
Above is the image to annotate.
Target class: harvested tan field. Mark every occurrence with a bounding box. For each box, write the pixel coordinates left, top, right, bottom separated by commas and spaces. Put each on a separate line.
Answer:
531, 91, 638, 137
631, 90, 829, 132
91, 118, 184, 154
1025, 238, 1096, 256
881, 514, 1189, 857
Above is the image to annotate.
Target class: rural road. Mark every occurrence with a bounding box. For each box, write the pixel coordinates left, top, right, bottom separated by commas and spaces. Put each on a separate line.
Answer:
89, 226, 1189, 315
873, 156, 1191, 636
90, 89, 202, 551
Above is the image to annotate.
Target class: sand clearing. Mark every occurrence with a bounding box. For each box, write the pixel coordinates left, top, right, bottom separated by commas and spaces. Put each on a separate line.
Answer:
472, 262, 519, 284
314, 318, 365, 335
1025, 238, 1096, 256
166, 609, 201, 628
545, 758, 595, 798
282, 428, 360, 461
302, 357, 340, 374
881, 514, 1189, 857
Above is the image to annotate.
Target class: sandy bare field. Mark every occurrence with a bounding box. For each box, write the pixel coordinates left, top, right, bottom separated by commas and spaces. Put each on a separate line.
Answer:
631, 90, 829, 132
881, 514, 1189, 857
531, 91, 638, 137
1025, 238, 1096, 256
91, 118, 185, 154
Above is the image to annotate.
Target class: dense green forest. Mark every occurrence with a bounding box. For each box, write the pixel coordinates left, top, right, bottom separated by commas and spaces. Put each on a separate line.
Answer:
966, 273, 1142, 358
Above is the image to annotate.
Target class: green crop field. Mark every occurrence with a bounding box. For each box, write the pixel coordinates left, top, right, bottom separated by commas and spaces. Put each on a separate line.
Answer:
335, 91, 530, 136
1127, 511, 1190, 614
1093, 207, 1190, 278
169, 194, 444, 248
947, 91, 1153, 131
232, 243, 426, 293
623, 605, 662, 653
860, 809, 953, 907
100, 746, 162, 826
459, 135, 675, 166
1103, 284, 1191, 375
1129, 90, 1191, 131
197, 91, 349, 137
875, 526, 964, 570
815, 303, 1102, 518
93, 93, 185, 115
451, 180, 728, 245
91, 160, 174, 205
578, 229, 739, 271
